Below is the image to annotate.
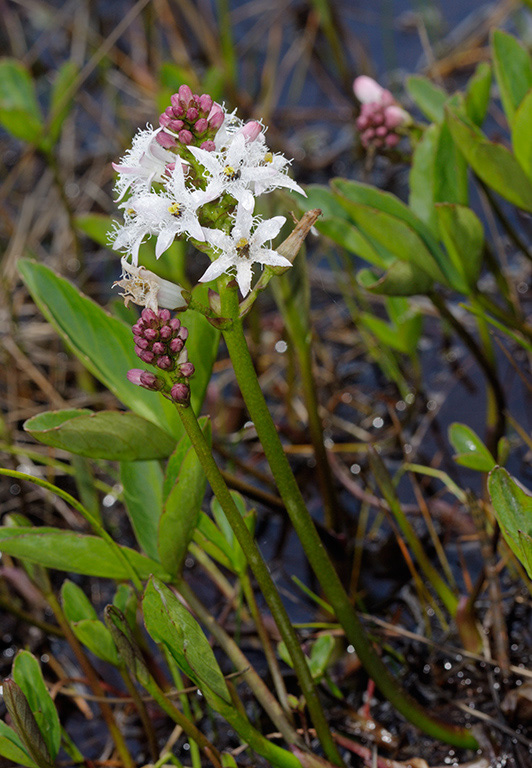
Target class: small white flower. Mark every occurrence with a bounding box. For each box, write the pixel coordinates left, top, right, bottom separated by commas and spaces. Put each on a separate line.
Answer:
112, 162, 221, 263
113, 126, 175, 200
189, 132, 305, 211
113, 258, 187, 311
199, 205, 290, 296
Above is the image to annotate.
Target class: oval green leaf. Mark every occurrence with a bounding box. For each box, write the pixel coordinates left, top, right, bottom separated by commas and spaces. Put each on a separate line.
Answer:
489, 467, 532, 578
24, 409, 176, 461
13, 651, 61, 760
449, 422, 496, 472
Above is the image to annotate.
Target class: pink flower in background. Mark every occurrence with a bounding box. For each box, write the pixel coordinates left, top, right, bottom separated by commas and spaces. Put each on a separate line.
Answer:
353, 76, 410, 150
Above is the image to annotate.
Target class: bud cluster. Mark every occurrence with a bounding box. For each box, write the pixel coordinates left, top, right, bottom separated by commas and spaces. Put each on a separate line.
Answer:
157, 84, 224, 151
127, 308, 194, 404
353, 76, 410, 151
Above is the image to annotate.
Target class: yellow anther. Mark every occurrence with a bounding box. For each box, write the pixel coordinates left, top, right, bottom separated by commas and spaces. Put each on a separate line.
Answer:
126, 208, 136, 216
263, 152, 273, 163
167, 202, 181, 216
223, 165, 236, 177
236, 237, 249, 250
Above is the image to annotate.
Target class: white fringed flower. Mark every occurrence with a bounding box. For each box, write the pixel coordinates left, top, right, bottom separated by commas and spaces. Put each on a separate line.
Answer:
112, 161, 221, 263
112, 126, 175, 200
199, 205, 290, 296
113, 258, 188, 311
189, 132, 305, 211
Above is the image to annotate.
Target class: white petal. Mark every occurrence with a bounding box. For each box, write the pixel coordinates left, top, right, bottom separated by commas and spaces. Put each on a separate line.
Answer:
199, 256, 233, 283
203, 227, 234, 252
226, 132, 246, 166
252, 216, 286, 246
254, 248, 291, 268
353, 76, 385, 103
184, 214, 206, 242
188, 146, 222, 176
235, 261, 253, 296
156, 227, 177, 258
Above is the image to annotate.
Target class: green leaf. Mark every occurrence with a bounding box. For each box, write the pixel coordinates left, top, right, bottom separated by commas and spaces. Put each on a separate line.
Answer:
436, 203, 483, 289
319, 216, 388, 267
62, 582, 119, 664
357, 262, 433, 296
18, 260, 183, 439
406, 76, 447, 123
158, 422, 210, 577
332, 178, 454, 277
340, 203, 449, 284
210, 491, 253, 575
446, 106, 532, 212
61, 579, 98, 622
434, 119, 469, 208
465, 62, 492, 126
162, 416, 209, 499
47, 60, 78, 146
409, 123, 439, 232
143, 577, 231, 704
0, 722, 37, 768
512, 89, 532, 180
121, 460, 163, 560
0, 527, 169, 580
488, 468, 532, 579
24, 409, 176, 460
193, 513, 235, 570
299, 184, 350, 218
449, 422, 496, 472
492, 29, 532, 122
359, 313, 407, 353
12, 651, 61, 760
308, 634, 336, 680
0, 58, 43, 143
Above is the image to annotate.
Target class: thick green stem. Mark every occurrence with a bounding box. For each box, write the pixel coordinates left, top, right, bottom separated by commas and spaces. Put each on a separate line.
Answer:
176, 406, 343, 764
219, 283, 478, 750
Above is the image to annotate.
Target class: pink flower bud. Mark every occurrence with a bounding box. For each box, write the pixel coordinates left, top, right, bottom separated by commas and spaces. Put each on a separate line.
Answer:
208, 105, 224, 130
169, 318, 181, 331
194, 118, 209, 134
140, 371, 163, 390
240, 120, 262, 142
156, 131, 177, 149
178, 327, 189, 341
167, 119, 185, 132
178, 84, 193, 106
127, 369, 144, 386
165, 106, 175, 117
356, 115, 369, 130
385, 133, 400, 148
156, 355, 173, 370
180, 362, 195, 377
169, 337, 184, 354
159, 113, 172, 127
142, 309, 158, 323
375, 125, 387, 137
384, 105, 409, 129
158, 309, 171, 321
200, 140, 216, 151
132, 323, 142, 335
170, 382, 190, 403
152, 342, 166, 355
186, 107, 199, 121
144, 328, 159, 341
160, 325, 173, 340
134, 337, 149, 350
178, 129, 193, 145
199, 94, 213, 114
138, 349, 155, 364
353, 75, 385, 104
170, 95, 185, 115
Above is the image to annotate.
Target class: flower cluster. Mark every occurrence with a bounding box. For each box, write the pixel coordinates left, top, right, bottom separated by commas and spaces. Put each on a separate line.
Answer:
353, 76, 410, 150
127, 308, 194, 404
111, 84, 305, 298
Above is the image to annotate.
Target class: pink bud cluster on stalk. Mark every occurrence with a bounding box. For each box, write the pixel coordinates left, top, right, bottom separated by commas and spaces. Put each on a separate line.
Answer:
157, 84, 224, 150
353, 76, 410, 150
127, 308, 194, 404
